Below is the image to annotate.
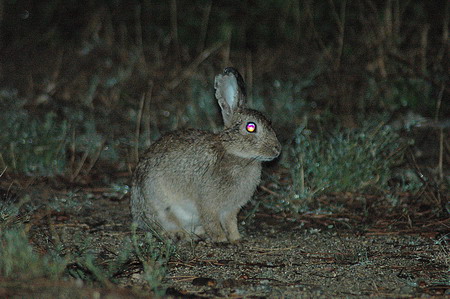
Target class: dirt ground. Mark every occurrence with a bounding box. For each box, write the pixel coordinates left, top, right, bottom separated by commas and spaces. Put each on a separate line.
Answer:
11, 183, 447, 299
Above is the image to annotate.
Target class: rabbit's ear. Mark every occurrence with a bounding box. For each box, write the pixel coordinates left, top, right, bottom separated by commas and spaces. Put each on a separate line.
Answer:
215, 67, 246, 127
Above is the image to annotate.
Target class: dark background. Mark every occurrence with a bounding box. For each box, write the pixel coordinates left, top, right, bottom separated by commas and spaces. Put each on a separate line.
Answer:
0, 0, 448, 176
1, 1, 448, 114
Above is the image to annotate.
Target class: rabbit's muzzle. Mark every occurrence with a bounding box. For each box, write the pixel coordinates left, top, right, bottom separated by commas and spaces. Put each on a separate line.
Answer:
259, 141, 281, 161
273, 143, 282, 157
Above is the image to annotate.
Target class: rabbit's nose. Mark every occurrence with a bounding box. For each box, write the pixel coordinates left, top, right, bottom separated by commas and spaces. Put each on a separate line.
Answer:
273, 143, 282, 156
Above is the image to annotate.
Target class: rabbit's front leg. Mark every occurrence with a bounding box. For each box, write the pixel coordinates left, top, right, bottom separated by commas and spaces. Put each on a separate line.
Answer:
198, 206, 228, 242
221, 209, 241, 242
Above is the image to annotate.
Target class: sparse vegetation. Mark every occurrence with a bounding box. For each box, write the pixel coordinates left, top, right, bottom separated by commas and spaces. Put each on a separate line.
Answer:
0, 210, 175, 296
131, 229, 176, 296
65, 230, 174, 294
0, 92, 69, 176
289, 119, 403, 201
0, 228, 67, 280
0, 0, 448, 297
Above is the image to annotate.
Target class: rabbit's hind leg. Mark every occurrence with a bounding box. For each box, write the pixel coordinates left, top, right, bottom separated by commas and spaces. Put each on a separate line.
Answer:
156, 205, 186, 236
158, 204, 204, 241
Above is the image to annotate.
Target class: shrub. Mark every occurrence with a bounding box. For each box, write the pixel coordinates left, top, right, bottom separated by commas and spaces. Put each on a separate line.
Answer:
0, 91, 68, 176
289, 120, 403, 203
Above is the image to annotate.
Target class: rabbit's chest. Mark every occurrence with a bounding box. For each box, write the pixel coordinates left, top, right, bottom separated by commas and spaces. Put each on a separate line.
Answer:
226, 163, 261, 205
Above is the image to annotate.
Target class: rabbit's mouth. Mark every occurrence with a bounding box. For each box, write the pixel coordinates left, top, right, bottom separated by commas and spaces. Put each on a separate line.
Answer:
257, 156, 278, 162
255, 147, 281, 161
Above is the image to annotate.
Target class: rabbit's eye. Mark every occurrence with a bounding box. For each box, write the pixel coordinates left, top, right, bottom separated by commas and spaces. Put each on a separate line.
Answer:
246, 122, 257, 133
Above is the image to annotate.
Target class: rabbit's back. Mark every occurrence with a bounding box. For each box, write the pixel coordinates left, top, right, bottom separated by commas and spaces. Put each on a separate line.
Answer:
135, 128, 261, 191
138, 129, 220, 177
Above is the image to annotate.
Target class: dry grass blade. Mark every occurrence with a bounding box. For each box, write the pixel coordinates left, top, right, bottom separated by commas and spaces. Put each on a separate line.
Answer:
167, 42, 225, 91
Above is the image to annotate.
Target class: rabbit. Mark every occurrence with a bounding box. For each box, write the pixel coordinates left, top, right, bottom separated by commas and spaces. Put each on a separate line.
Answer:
130, 67, 281, 243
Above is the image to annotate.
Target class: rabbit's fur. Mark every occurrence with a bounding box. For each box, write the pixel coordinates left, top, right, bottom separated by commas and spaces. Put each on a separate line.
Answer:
131, 67, 281, 242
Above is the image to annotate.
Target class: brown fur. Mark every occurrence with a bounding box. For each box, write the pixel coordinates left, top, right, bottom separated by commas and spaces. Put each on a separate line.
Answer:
130, 68, 281, 242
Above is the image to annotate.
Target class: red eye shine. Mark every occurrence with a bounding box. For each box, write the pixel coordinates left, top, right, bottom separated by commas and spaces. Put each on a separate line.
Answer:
246, 122, 256, 133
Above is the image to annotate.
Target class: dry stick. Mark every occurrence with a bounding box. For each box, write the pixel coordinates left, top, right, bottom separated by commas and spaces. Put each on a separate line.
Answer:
144, 80, 154, 148
419, 24, 429, 74
384, 0, 393, 42
84, 139, 106, 176
69, 129, 76, 178
292, 0, 301, 43
197, 0, 212, 54
223, 28, 231, 67
328, 0, 347, 69
134, 3, 145, 66
126, 148, 133, 175
435, 84, 445, 183
337, 0, 347, 68
445, 139, 450, 165
71, 150, 89, 182
300, 153, 305, 196
0, 153, 6, 172
167, 42, 225, 91
49, 48, 63, 90
246, 50, 253, 105
259, 185, 281, 197
437, 0, 449, 63
170, 0, 180, 61
9, 143, 16, 171
134, 3, 143, 49
135, 93, 146, 164
392, 0, 400, 39
0, 166, 6, 177
305, 1, 332, 63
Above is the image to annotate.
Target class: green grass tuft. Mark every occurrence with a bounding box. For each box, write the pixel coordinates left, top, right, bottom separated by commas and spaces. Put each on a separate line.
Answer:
0, 228, 67, 280
131, 228, 176, 296
288, 120, 403, 206
0, 92, 69, 176
66, 228, 175, 295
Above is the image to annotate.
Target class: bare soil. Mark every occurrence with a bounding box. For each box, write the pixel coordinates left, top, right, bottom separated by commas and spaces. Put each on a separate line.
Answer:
6, 181, 447, 299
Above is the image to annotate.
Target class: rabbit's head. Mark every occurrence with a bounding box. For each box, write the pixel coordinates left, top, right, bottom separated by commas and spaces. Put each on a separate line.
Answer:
215, 67, 281, 161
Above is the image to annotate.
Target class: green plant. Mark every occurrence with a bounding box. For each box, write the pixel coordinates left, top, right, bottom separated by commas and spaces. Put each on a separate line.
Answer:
0, 92, 69, 176
186, 74, 319, 135
0, 193, 37, 230
253, 76, 319, 129
67, 228, 175, 295
289, 120, 403, 206
366, 77, 436, 115
0, 198, 19, 228
0, 91, 122, 177
131, 228, 175, 296
0, 228, 67, 280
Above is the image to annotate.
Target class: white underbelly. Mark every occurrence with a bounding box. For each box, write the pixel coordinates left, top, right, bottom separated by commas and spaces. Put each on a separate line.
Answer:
171, 200, 200, 228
